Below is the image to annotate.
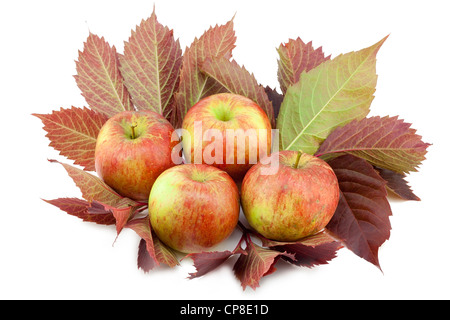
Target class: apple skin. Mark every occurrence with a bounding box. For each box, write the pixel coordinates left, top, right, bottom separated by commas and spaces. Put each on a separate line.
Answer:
95, 110, 179, 201
241, 150, 340, 241
149, 164, 240, 253
181, 93, 272, 181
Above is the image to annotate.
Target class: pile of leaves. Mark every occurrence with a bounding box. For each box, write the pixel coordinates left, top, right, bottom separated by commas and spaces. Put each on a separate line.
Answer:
34, 9, 430, 290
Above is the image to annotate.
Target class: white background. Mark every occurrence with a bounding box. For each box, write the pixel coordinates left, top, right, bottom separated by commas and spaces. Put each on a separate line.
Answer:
1, 0, 449, 300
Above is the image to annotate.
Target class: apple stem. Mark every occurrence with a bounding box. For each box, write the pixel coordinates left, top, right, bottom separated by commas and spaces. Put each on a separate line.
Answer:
130, 123, 137, 139
294, 150, 303, 168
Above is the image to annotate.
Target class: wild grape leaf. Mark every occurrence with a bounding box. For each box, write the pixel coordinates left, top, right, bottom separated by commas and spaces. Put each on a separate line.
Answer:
277, 36, 388, 154
201, 57, 275, 127
125, 216, 157, 267
43, 198, 116, 225
137, 238, 157, 272
48, 159, 136, 207
277, 37, 330, 94
233, 241, 295, 290
187, 244, 246, 279
173, 18, 236, 127
316, 116, 430, 174
120, 9, 182, 120
99, 198, 142, 234
375, 167, 420, 201
153, 232, 179, 268
264, 86, 284, 120
75, 33, 133, 117
326, 154, 392, 269
125, 216, 179, 270
262, 231, 342, 268
33, 107, 108, 171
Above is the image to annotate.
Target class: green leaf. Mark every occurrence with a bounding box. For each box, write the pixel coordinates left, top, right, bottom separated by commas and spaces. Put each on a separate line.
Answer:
277, 36, 388, 154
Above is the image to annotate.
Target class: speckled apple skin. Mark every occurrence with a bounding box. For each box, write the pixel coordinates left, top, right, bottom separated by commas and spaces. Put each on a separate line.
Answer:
241, 150, 340, 241
149, 164, 240, 253
95, 110, 179, 201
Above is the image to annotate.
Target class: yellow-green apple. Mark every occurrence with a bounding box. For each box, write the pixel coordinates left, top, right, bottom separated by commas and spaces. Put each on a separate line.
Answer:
95, 110, 179, 201
241, 150, 340, 241
181, 93, 272, 181
149, 164, 240, 253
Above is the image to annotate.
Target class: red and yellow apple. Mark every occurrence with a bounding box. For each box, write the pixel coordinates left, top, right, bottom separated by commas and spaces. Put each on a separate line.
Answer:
95, 110, 179, 201
181, 93, 272, 181
241, 150, 340, 241
149, 164, 240, 253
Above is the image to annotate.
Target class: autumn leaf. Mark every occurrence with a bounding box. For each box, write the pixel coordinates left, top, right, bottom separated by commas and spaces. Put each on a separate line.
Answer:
316, 116, 430, 174
100, 198, 142, 235
326, 154, 392, 269
262, 231, 342, 268
136, 239, 157, 272
264, 86, 284, 120
33, 107, 108, 171
43, 198, 116, 225
201, 57, 275, 127
375, 167, 420, 201
277, 36, 388, 154
277, 37, 330, 94
233, 239, 295, 290
187, 239, 246, 279
75, 33, 133, 118
125, 216, 158, 269
173, 18, 236, 127
153, 233, 179, 268
48, 159, 135, 207
120, 9, 182, 120
125, 216, 179, 271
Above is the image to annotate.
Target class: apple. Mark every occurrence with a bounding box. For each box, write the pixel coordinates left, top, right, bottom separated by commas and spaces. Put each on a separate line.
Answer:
149, 164, 240, 253
241, 150, 340, 241
95, 110, 179, 201
181, 93, 272, 181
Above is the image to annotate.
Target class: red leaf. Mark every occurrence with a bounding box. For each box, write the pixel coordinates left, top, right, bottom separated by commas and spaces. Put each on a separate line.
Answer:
49, 159, 126, 206
316, 116, 430, 173
125, 216, 179, 270
43, 198, 116, 225
264, 86, 284, 121
233, 240, 295, 290
125, 216, 158, 267
277, 37, 330, 94
187, 244, 246, 279
99, 198, 141, 235
33, 107, 108, 171
187, 251, 237, 279
137, 238, 157, 273
153, 233, 179, 268
173, 18, 236, 127
201, 57, 275, 127
120, 9, 182, 119
376, 167, 420, 201
326, 154, 392, 269
263, 231, 342, 268
75, 33, 134, 117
